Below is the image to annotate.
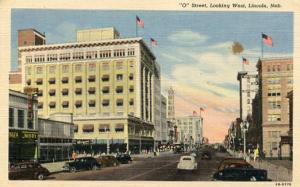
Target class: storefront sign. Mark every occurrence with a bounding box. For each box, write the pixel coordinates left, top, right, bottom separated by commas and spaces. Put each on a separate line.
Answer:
9, 130, 38, 140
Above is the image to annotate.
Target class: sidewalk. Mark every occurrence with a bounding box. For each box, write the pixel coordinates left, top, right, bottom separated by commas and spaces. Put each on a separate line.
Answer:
227, 149, 292, 181
249, 159, 292, 181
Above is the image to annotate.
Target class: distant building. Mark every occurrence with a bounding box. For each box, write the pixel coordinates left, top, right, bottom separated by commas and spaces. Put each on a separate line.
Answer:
237, 71, 258, 121
175, 115, 203, 146
167, 87, 176, 143
256, 57, 293, 158
9, 89, 38, 162
160, 95, 168, 144
9, 29, 46, 91
18, 27, 161, 153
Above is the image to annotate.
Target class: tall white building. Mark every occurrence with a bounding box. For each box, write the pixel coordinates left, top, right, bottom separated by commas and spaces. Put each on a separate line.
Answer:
160, 95, 168, 144
167, 87, 175, 122
237, 71, 258, 121
175, 115, 203, 145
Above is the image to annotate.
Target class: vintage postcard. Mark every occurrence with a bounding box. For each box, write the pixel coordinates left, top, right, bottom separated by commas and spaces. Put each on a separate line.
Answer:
0, 0, 299, 186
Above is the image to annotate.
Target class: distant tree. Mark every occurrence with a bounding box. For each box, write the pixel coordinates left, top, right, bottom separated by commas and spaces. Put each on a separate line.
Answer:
231, 41, 244, 55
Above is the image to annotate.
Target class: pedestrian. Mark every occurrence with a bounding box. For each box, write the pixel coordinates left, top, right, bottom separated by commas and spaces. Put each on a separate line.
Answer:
72, 151, 77, 161
254, 147, 259, 162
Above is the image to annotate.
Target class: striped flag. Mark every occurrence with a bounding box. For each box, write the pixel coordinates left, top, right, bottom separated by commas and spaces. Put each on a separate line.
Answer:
150, 38, 157, 46
262, 33, 273, 46
136, 16, 144, 28
242, 57, 250, 65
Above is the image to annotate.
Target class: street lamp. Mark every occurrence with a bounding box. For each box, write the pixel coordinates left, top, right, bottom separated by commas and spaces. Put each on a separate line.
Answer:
139, 127, 142, 154
240, 121, 249, 159
105, 127, 110, 154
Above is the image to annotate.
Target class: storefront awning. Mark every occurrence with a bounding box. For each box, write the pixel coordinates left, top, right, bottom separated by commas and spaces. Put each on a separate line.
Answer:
83, 124, 94, 130
115, 124, 124, 129
99, 124, 110, 130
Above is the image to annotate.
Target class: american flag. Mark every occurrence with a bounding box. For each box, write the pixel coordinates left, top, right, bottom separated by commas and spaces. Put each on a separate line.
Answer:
150, 38, 157, 46
262, 33, 273, 46
242, 57, 250, 65
136, 16, 144, 28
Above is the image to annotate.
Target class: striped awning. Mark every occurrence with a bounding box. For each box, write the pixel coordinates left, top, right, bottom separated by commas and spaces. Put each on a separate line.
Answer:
48, 78, 55, 83
61, 88, 68, 94
88, 87, 95, 92
99, 124, 110, 130
48, 89, 56, 94
75, 100, 82, 105
115, 124, 124, 129
89, 100, 95, 105
62, 101, 69, 106
75, 76, 82, 81
83, 124, 94, 130
49, 101, 56, 107
62, 77, 69, 82
36, 78, 43, 84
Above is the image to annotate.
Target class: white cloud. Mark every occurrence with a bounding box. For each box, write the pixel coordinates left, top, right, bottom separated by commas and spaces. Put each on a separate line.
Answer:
168, 30, 208, 46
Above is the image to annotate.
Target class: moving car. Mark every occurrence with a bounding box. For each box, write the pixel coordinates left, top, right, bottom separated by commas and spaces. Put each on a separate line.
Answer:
212, 167, 268, 181
9, 162, 50, 180
116, 153, 132, 164
217, 158, 253, 171
62, 157, 101, 172
96, 155, 119, 167
177, 156, 197, 171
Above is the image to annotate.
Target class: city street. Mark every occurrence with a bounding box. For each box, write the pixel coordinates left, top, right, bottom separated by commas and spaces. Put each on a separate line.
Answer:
48, 151, 229, 181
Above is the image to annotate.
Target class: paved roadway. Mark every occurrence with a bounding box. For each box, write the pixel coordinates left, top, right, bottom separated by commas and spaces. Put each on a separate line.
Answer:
48, 151, 229, 181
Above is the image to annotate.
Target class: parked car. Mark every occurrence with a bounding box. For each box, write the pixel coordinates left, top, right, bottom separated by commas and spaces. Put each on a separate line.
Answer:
96, 155, 119, 167
62, 157, 101, 172
217, 158, 252, 171
9, 162, 50, 180
116, 153, 132, 164
177, 156, 197, 171
212, 167, 268, 181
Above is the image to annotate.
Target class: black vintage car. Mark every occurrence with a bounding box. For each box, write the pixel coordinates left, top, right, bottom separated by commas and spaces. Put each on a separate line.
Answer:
63, 157, 101, 172
9, 162, 50, 180
116, 153, 132, 164
212, 167, 269, 181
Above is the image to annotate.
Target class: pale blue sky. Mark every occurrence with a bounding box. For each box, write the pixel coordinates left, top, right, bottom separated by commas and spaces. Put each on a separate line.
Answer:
11, 9, 293, 141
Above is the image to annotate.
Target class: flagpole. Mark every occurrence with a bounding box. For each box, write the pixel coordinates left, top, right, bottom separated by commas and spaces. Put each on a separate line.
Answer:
136, 17, 138, 37
261, 32, 264, 58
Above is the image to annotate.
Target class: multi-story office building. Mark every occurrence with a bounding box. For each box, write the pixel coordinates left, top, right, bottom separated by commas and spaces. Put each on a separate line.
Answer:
9, 89, 38, 162
237, 71, 258, 121
175, 115, 203, 146
256, 57, 293, 158
167, 87, 176, 142
160, 95, 168, 144
18, 27, 161, 153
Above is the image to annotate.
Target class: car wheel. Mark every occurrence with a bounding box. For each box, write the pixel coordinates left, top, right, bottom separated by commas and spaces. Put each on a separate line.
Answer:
92, 165, 99, 170
37, 173, 44, 180
70, 167, 76, 173
250, 176, 257, 181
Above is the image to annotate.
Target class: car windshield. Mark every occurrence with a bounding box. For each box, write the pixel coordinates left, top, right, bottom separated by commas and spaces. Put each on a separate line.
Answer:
182, 157, 192, 161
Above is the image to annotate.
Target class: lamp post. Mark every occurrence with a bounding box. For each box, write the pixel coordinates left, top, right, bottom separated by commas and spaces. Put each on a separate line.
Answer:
105, 127, 110, 154
241, 121, 249, 159
139, 127, 142, 154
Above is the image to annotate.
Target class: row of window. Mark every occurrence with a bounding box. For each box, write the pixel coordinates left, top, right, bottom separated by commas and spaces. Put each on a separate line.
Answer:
40, 138, 73, 144
74, 124, 125, 133
268, 101, 281, 109
27, 74, 134, 86
266, 64, 293, 72
267, 114, 281, 122
25, 48, 136, 63
35, 86, 135, 97
27, 61, 135, 75
267, 90, 281, 97
38, 99, 135, 109
9, 108, 34, 129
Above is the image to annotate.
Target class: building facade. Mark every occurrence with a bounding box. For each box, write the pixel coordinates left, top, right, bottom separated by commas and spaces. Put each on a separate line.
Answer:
175, 115, 203, 147
167, 87, 176, 143
38, 114, 74, 162
19, 27, 161, 153
257, 57, 293, 158
9, 89, 38, 162
160, 94, 168, 144
237, 71, 258, 121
